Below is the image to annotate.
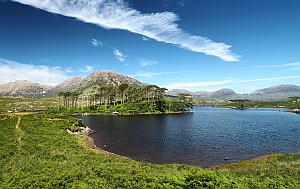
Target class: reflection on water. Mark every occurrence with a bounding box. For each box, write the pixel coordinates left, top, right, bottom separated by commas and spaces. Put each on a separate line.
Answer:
78, 107, 300, 167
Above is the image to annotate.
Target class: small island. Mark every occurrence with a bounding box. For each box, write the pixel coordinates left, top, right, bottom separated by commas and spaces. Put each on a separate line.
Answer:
51, 84, 193, 115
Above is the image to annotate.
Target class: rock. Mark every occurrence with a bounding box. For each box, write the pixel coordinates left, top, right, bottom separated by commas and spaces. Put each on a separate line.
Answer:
67, 126, 95, 136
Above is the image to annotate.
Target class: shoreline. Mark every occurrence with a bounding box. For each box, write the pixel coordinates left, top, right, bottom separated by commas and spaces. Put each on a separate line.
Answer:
82, 134, 129, 159
70, 111, 191, 116
286, 109, 300, 114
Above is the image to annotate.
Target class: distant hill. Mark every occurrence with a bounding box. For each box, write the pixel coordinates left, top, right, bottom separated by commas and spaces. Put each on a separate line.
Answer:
0, 70, 142, 98
166, 89, 192, 96
248, 84, 300, 100
167, 88, 238, 99
167, 84, 300, 100
206, 88, 238, 99
0, 80, 51, 98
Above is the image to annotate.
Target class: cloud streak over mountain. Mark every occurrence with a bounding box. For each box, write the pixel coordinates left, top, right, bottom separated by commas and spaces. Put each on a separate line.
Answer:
12, 0, 239, 62
166, 75, 300, 89
167, 80, 231, 89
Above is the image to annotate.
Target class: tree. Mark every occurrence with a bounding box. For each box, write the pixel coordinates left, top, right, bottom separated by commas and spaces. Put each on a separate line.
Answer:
118, 83, 129, 104
57, 92, 64, 109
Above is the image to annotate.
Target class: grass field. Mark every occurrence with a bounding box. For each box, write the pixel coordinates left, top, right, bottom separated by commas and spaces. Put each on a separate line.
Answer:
0, 97, 58, 113
0, 114, 299, 188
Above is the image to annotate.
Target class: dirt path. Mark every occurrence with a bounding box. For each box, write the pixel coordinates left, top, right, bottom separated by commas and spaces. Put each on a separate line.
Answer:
15, 116, 23, 144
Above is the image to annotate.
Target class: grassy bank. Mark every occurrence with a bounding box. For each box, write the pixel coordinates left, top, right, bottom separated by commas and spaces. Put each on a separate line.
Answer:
0, 114, 299, 188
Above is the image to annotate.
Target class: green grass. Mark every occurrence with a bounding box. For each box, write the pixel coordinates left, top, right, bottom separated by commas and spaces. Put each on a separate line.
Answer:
0, 97, 58, 113
225, 100, 287, 108
0, 114, 299, 188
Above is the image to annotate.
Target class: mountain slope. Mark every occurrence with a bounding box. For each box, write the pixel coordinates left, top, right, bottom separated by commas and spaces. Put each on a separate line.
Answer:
79, 70, 141, 88
249, 84, 300, 100
0, 80, 51, 98
48, 70, 142, 96
47, 77, 83, 96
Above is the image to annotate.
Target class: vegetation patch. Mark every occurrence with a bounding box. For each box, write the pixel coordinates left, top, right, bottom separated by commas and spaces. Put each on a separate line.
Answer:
0, 114, 299, 188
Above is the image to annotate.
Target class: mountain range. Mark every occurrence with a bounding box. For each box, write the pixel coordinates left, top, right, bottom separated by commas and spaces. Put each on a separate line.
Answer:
0, 70, 141, 98
0, 70, 300, 100
167, 85, 300, 100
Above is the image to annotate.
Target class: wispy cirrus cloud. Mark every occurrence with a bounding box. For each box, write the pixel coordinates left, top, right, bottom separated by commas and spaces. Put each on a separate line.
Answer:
138, 58, 158, 67
238, 75, 300, 83
80, 65, 94, 73
166, 80, 231, 89
12, 0, 239, 62
141, 36, 150, 41
166, 75, 300, 89
0, 58, 68, 85
257, 62, 300, 68
91, 39, 104, 47
113, 48, 126, 63
63, 65, 95, 74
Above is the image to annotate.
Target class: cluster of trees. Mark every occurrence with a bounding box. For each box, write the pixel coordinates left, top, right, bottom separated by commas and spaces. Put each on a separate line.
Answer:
287, 96, 300, 109
57, 84, 193, 113
229, 99, 250, 109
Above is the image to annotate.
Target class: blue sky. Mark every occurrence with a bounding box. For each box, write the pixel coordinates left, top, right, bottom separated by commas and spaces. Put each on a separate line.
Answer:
1, 0, 300, 93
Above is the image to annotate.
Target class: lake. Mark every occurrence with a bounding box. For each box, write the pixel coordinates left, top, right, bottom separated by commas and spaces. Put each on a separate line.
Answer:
78, 106, 300, 167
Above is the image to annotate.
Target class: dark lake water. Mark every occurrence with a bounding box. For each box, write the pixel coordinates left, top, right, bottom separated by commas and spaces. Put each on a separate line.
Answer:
78, 107, 300, 167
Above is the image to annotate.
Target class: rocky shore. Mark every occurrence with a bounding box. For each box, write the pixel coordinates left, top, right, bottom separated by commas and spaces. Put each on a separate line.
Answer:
66, 124, 128, 159
287, 109, 300, 114
67, 126, 95, 135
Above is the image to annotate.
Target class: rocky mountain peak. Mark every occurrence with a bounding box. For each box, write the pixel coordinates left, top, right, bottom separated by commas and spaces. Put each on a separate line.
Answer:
0, 80, 52, 98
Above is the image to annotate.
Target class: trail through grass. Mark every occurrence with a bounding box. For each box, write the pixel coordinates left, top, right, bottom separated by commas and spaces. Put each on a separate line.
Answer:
15, 116, 22, 144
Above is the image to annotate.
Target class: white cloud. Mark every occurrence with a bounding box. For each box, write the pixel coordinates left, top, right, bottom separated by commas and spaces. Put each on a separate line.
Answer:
166, 80, 231, 89
113, 48, 126, 63
138, 58, 158, 67
166, 75, 300, 89
63, 65, 94, 74
0, 58, 68, 86
91, 38, 103, 47
238, 75, 300, 83
12, 0, 239, 62
141, 36, 149, 41
257, 62, 300, 68
80, 65, 94, 73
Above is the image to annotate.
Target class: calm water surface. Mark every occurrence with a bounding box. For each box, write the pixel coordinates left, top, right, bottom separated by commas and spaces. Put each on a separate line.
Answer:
78, 107, 300, 167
